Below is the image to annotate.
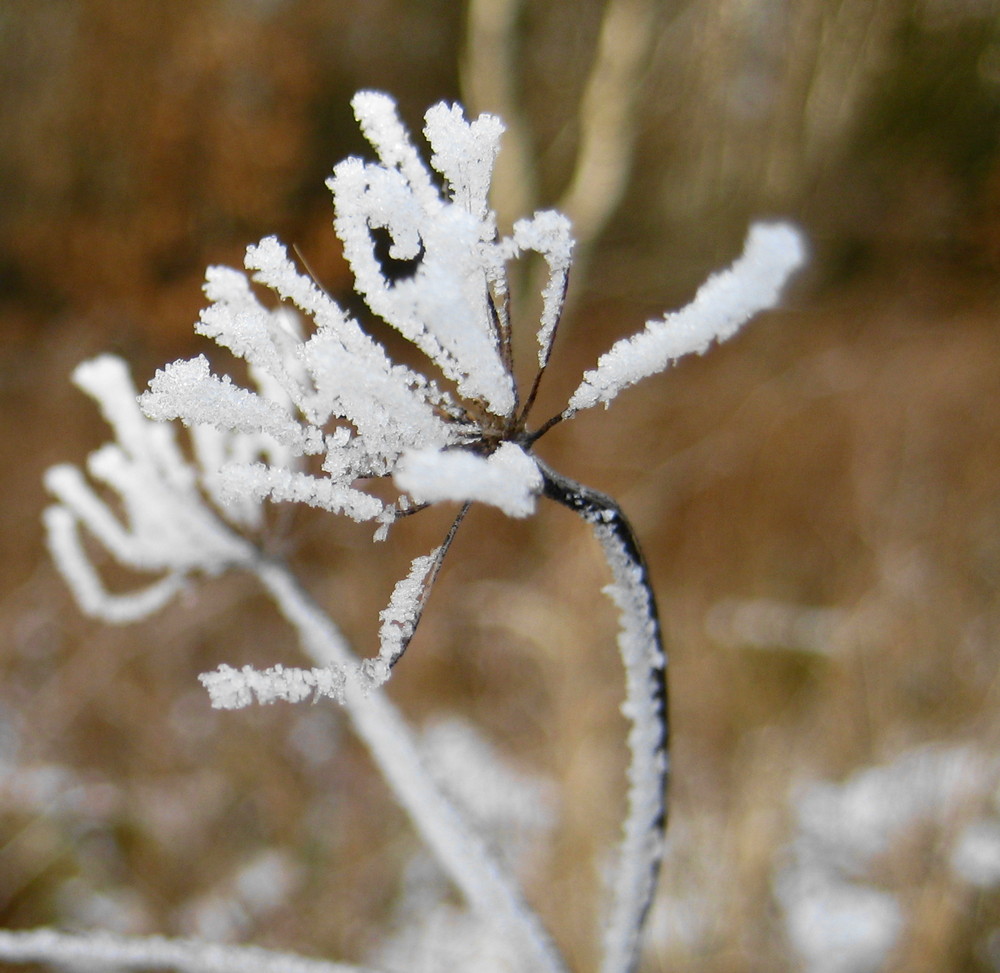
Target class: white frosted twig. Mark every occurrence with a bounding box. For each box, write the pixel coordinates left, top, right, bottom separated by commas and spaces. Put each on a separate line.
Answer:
247, 560, 567, 973
43, 504, 187, 624
568, 222, 806, 412
244, 236, 451, 456
141, 356, 322, 455
331, 93, 516, 418
0, 929, 378, 973
507, 211, 574, 370
216, 464, 384, 522
44, 462, 144, 568
195, 264, 308, 411
351, 90, 438, 209
424, 100, 505, 226
376, 548, 443, 676
203, 537, 461, 708
72, 355, 192, 486
43, 359, 260, 627
300, 330, 451, 462
203, 546, 450, 708
200, 662, 347, 708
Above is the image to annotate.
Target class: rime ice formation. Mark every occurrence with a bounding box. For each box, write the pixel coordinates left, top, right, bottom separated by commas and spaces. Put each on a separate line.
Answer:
33, 90, 806, 973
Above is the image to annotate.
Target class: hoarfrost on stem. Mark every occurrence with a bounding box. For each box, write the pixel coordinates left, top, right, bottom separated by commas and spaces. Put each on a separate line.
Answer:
30, 87, 807, 973
567, 221, 806, 412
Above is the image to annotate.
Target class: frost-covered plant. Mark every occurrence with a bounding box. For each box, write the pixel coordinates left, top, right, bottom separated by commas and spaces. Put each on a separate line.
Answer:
8, 92, 804, 973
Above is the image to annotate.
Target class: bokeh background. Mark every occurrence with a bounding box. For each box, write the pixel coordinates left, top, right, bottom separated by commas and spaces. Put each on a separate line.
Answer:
3, 0, 1000, 970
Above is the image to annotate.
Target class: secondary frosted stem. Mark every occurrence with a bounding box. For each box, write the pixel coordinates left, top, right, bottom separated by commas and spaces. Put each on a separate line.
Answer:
254, 559, 567, 973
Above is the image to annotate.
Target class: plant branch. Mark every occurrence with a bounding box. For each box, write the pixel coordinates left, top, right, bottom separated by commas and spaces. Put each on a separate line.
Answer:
538, 459, 667, 973
252, 558, 567, 973
0, 929, 379, 973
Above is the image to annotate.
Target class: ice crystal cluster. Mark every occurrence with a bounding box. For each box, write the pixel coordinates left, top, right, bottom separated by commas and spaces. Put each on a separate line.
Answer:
14, 91, 805, 973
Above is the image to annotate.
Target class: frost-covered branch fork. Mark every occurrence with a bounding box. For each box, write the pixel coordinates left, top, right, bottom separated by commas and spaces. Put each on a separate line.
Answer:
11, 90, 805, 973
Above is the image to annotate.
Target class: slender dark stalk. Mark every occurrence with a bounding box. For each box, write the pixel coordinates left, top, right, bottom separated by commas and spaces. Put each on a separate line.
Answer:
537, 461, 668, 751
523, 410, 565, 447
387, 502, 471, 670
487, 281, 517, 409
516, 273, 570, 430
537, 458, 667, 973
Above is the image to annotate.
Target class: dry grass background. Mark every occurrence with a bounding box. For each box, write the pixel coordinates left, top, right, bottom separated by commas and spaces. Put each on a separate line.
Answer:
3, 1, 1000, 970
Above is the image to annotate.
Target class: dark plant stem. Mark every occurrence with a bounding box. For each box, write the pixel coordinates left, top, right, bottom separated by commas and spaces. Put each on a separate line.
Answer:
537, 458, 668, 972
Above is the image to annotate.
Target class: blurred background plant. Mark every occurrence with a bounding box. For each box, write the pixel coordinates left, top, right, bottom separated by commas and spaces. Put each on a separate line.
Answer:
2, 0, 1000, 970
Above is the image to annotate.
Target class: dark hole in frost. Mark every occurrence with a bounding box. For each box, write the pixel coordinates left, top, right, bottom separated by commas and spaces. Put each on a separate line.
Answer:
370, 225, 424, 284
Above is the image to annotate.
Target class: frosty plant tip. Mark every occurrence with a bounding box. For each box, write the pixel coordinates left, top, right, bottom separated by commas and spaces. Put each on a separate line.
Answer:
29, 90, 805, 973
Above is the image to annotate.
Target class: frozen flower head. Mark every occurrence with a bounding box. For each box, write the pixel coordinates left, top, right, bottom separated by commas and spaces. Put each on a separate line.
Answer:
36, 90, 807, 973
44, 88, 805, 705
137, 91, 805, 535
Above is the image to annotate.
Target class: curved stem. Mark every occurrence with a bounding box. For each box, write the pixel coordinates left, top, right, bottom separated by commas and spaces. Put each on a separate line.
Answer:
538, 459, 668, 973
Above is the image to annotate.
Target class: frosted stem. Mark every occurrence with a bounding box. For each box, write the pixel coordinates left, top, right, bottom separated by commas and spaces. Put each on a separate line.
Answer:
252, 559, 567, 973
538, 460, 667, 973
0, 929, 376, 973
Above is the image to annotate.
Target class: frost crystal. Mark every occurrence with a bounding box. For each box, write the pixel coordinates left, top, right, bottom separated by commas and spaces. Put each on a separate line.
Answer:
36, 88, 807, 973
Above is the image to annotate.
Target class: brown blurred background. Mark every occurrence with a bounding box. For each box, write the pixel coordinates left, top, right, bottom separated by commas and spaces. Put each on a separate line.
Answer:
3, 0, 1000, 970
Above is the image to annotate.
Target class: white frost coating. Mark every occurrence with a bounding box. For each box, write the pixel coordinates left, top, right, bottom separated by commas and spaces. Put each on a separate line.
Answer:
43, 356, 260, 625
244, 236, 452, 457
43, 504, 187, 624
376, 549, 442, 679
568, 222, 806, 412
424, 101, 505, 225
200, 663, 347, 709
0, 929, 375, 973
141, 357, 322, 455
190, 422, 291, 530
330, 92, 515, 417
508, 211, 574, 367
202, 548, 443, 708
394, 443, 542, 518
216, 464, 384, 523
197, 265, 307, 409
591, 523, 666, 973
352, 90, 438, 209
300, 330, 451, 465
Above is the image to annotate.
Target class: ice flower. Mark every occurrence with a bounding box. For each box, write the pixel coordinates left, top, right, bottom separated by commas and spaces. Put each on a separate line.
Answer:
135, 91, 804, 697
32, 90, 806, 973
136, 92, 805, 532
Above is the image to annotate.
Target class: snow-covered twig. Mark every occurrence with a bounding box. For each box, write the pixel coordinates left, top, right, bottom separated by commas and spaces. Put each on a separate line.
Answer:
246, 560, 568, 973
0, 929, 379, 973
